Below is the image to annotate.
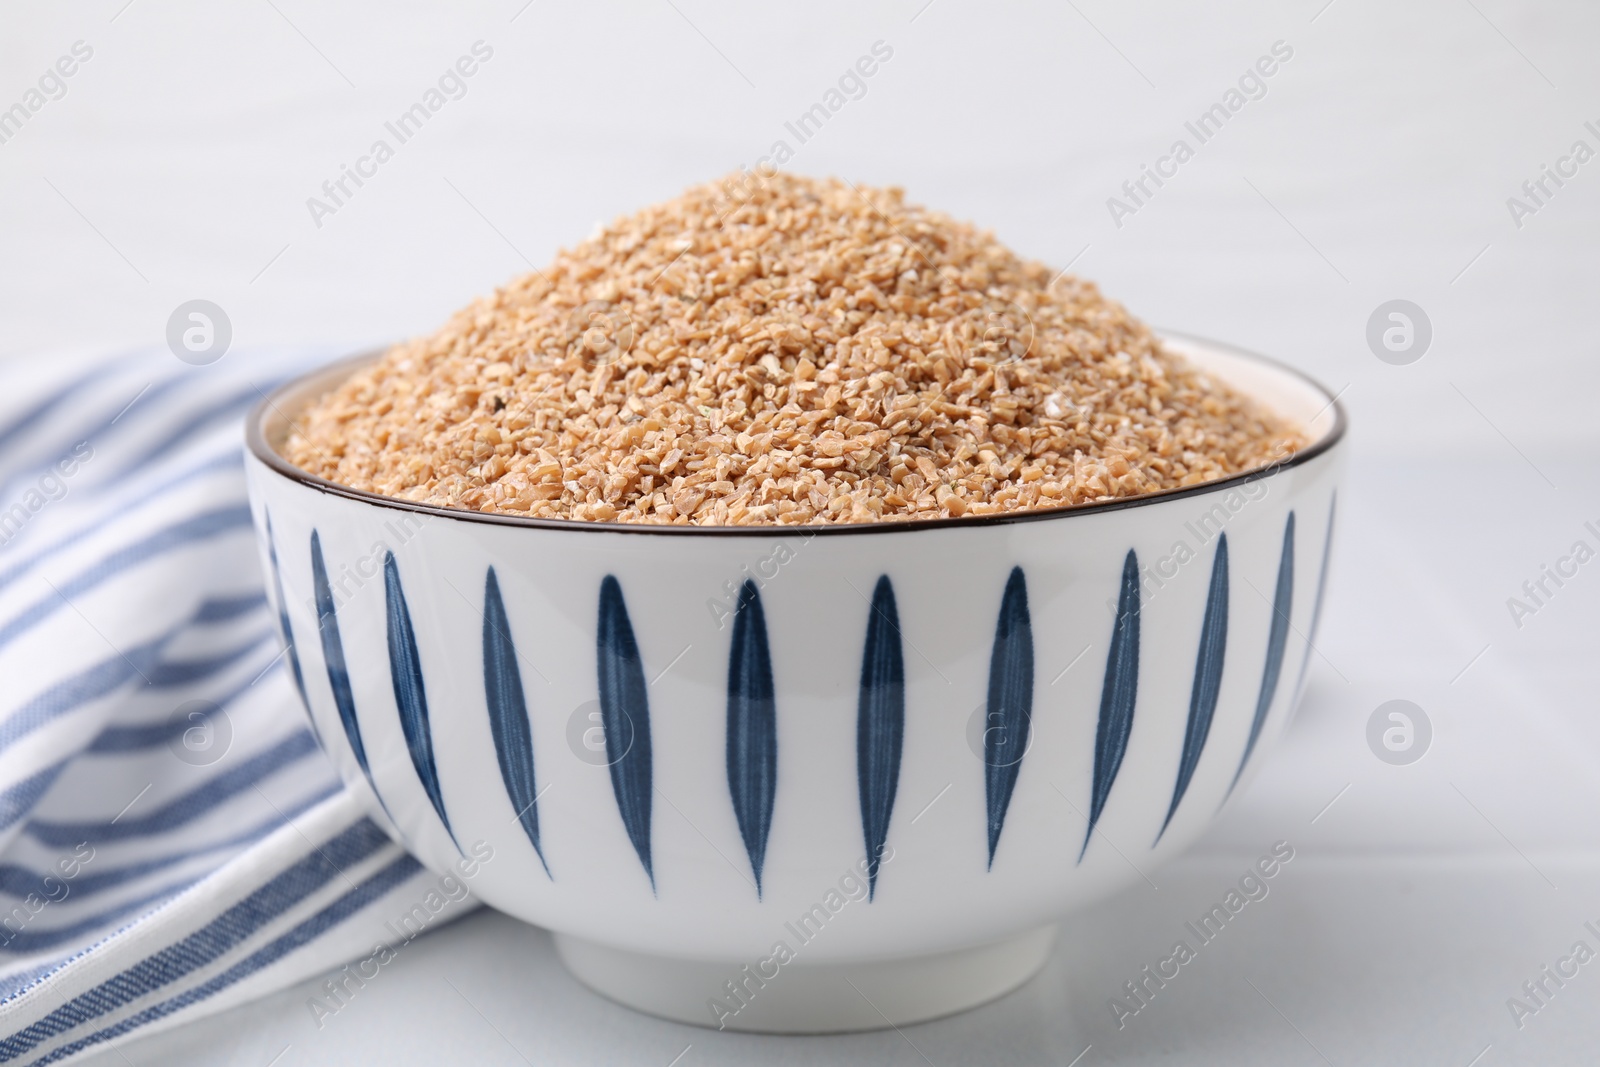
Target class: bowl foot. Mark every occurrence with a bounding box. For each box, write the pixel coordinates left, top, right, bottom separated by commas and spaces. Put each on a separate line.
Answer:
553, 925, 1058, 1033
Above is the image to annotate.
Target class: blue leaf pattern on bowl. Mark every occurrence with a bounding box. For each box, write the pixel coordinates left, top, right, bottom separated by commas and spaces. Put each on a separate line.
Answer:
726, 580, 777, 897
310, 530, 389, 818
265, 512, 318, 748
856, 575, 904, 901
1082, 550, 1140, 862
1158, 535, 1228, 842
597, 575, 655, 890
299, 518, 1325, 889
984, 567, 1033, 869
1229, 512, 1295, 796
483, 566, 550, 878
1290, 496, 1335, 704
384, 552, 458, 850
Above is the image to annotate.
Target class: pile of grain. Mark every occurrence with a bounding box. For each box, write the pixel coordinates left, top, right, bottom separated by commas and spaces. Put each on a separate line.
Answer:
286, 172, 1304, 525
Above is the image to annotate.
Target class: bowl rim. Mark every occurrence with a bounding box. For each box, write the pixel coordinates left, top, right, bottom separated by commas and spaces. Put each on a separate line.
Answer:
245, 331, 1347, 539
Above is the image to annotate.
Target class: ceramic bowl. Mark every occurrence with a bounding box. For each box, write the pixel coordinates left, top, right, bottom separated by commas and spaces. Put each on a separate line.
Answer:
243, 335, 1344, 1033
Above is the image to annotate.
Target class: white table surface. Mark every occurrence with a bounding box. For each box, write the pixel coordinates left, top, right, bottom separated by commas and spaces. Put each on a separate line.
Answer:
3, 0, 1597, 1062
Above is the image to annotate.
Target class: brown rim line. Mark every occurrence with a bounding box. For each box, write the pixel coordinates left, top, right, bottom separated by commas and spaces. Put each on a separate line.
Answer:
246, 333, 1347, 539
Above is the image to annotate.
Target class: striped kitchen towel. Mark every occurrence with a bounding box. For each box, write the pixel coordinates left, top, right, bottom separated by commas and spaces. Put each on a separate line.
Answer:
0, 346, 477, 1066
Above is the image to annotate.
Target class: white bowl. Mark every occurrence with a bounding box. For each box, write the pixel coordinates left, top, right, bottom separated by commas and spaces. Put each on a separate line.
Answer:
244, 335, 1345, 1032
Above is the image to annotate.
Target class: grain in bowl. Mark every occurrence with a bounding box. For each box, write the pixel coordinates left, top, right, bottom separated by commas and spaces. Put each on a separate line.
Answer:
286, 172, 1304, 524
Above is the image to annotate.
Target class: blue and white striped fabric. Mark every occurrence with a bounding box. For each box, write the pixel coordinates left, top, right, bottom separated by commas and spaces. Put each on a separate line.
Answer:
0, 348, 476, 1065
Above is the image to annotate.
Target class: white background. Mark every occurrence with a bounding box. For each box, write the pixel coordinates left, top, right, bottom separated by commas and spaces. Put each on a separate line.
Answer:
3, 1, 1599, 1063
